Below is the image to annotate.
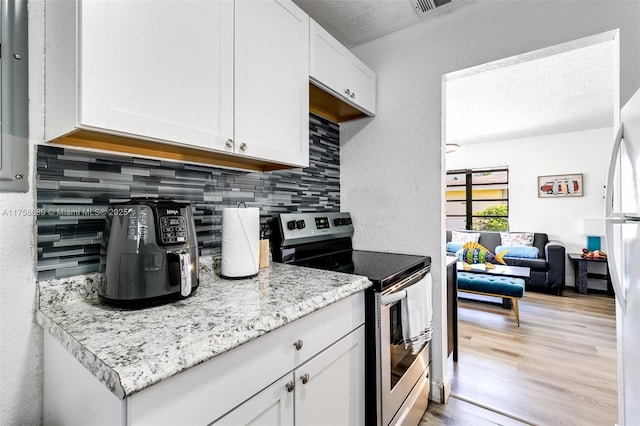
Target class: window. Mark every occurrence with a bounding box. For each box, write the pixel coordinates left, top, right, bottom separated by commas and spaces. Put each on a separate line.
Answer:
446, 168, 509, 231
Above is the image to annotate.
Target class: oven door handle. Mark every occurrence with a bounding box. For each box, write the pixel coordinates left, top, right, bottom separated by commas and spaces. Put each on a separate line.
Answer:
379, 267, 430, 307
380, 289, 407, 306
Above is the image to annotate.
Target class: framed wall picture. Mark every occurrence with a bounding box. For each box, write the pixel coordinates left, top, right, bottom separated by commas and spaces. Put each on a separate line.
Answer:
538, 173, 583, 198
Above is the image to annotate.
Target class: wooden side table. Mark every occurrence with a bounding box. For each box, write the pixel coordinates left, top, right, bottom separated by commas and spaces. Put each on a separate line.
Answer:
567, 253, 613, 295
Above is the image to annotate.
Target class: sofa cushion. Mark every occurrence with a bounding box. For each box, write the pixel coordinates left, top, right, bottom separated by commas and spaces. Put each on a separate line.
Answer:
531, 233, 548, 258
500, 232, 534, 247
451, 230, 480, 243
495, 245, 539, 259
447, 231, 548, 257
476, 233, 501, 252
446, 242, 464, 253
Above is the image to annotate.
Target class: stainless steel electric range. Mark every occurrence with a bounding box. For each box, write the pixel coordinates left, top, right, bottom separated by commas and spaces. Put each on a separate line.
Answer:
271, 212, 432, 426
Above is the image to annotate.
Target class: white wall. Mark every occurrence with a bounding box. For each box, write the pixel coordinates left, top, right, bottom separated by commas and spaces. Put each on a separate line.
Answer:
4, 0, 639, 421
0, 2, 44, 424
447, 127, 613, 287
341, 0, 639, 404
0, 187, 41, 426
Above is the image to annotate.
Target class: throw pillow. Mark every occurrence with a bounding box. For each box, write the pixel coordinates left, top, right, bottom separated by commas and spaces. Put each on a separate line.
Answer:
500, 232, 534, 247
446, 242, 464, 253
451, 230, 480, 244
495, 245, 539, 259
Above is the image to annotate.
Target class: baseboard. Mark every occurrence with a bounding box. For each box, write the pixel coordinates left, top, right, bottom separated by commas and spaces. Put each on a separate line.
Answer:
430, 374, 452, 404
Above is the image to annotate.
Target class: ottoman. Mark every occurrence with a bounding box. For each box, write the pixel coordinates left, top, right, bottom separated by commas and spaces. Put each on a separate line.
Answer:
457, 272, 525, 326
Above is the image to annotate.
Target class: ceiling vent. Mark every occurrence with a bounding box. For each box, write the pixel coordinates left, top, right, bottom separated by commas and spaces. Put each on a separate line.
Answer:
412, 0, 452, 15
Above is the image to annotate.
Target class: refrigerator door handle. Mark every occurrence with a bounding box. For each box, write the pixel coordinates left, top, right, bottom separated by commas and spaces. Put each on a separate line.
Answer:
605, 124, 624, 218
604, 217, 627, 313
604, 124, 628, 313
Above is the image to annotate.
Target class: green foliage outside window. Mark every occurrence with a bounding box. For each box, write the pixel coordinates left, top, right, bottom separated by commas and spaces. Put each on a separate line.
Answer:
474, 205, 508, 231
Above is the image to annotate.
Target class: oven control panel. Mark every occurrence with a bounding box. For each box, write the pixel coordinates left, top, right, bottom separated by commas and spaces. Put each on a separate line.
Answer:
315, 217, 330, 229
276, 212, 354, 246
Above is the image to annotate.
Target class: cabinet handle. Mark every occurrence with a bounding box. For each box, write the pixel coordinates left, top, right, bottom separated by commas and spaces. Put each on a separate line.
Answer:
239, 143, 248, 152
225, 139, 233, 148
286, 381, 295, 393
300, 373, 310, 385
293, 339, 304, 350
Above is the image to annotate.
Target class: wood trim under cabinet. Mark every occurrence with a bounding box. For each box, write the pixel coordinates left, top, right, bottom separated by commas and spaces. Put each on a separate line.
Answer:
50, 129, 298, 172
309, 83, 368, 123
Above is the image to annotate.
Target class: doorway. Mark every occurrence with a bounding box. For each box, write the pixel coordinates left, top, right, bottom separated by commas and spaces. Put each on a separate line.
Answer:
441, 30, 620, 424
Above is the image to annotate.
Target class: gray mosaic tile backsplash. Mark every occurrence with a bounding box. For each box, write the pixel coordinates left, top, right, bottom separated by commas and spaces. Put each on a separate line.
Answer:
36, 114, 340, 280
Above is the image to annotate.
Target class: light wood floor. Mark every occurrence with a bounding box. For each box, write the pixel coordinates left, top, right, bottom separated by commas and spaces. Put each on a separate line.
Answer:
421, 290, 618, 425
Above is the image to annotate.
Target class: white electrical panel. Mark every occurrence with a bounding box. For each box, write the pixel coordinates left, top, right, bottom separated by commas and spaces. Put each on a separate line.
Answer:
0, 0, 29, 192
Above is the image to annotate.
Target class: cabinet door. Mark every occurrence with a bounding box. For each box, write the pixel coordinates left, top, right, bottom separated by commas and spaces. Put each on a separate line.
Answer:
212, 374, 294, 426
79, 0, 234, 151
310, 19, 376, 117
347, 55, 376, 115
234, 0, 309, 167
295, 325, 365, 426
309, 19, 348, 97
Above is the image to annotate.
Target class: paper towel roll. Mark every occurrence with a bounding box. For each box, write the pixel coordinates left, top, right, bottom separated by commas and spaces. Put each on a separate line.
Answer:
221, 207, 260, 278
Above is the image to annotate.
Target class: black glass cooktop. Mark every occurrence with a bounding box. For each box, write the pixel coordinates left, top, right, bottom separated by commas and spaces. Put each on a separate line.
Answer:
295, 249, 430, 291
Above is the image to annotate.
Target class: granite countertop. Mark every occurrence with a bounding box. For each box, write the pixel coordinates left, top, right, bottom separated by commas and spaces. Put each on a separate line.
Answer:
36, 257, 371, 399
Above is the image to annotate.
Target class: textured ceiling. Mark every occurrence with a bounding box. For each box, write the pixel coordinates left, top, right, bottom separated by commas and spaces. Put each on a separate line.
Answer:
445, 39, 614, 145
295, 0, 615, 145
293, 0, 473, 48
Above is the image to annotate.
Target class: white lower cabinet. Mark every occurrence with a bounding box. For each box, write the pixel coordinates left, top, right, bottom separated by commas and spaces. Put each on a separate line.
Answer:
214, 325, 365, 426
43, 292, 365, 426
213, 374, 294, 426
294, 325, 364, 426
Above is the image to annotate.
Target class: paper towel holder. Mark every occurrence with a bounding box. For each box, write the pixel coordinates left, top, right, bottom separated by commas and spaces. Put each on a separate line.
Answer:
220, 205, 260, 279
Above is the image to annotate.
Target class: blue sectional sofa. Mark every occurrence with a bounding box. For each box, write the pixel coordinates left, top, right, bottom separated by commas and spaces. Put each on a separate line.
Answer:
446, 230, 566, 295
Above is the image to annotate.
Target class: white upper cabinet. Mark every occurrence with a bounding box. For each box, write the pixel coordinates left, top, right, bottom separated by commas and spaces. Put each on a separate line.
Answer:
235, 0, 309, 166
309, 20, 349, 98
347, 55, 376, 116
79, 0, 234, 153
309, 19, 376, 117
45, 0, 309, 169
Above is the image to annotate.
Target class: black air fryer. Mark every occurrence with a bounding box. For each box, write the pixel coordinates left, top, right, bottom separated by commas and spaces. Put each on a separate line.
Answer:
100, 198, 199, 306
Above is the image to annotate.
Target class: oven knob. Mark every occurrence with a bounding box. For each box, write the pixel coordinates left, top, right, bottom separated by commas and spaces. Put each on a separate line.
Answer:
287, 220, 296, 230
296, 220, 306, 229
333, 218, 343, 226
345, 217, 352, 225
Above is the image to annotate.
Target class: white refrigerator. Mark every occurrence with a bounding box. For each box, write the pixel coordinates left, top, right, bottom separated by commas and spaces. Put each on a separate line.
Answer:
605, 87, 640, 426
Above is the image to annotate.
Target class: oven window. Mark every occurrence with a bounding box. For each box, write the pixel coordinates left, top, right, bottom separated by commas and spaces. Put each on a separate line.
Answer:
388, 301, 425, 390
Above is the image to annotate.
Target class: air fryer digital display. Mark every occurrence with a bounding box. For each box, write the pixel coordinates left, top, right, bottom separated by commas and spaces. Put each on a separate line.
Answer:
160, 215, 187, 244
